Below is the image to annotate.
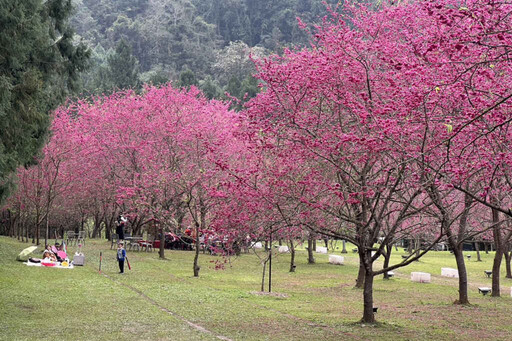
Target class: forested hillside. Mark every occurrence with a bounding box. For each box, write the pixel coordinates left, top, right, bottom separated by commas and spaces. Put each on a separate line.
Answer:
72, 0, 339, 100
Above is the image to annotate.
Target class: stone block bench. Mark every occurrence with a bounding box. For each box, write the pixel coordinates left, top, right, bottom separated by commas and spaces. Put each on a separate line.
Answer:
328, 255, 344, 265
411, 272, 431, 283
316, 246, 328, 254
478, 287, 491, 295
441, 268, 458, 278
278, 246, 289, 253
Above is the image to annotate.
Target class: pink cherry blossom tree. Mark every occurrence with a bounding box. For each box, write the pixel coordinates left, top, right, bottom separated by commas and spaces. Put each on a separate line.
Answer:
245, 0, 512, 322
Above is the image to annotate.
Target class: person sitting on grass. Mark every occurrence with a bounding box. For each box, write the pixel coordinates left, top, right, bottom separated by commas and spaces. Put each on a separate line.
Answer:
116, 242, 126, 274
42, 245, 57, 262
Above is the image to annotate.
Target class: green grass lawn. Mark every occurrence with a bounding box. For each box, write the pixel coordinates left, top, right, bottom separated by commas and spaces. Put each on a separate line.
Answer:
1, 237, 511, 341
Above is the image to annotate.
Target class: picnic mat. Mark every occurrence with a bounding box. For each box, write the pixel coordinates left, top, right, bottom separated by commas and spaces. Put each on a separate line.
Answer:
24, 262, 74, 269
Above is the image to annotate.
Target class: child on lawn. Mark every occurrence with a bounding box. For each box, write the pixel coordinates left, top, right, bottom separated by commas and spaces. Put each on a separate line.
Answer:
117, 242, 126, 274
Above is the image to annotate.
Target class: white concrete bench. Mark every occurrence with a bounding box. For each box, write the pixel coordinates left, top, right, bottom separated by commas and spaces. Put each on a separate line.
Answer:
328, 255, 344, 265
478, 287, 491, 295
251, 242, 263, 249
278, 246, 289, 253
441, 268, 458, 278
411, 272, 431, 283
316, 246, 328, 254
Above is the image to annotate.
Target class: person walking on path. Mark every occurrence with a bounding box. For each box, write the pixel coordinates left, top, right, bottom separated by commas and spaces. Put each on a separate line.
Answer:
117, 242, 126, 274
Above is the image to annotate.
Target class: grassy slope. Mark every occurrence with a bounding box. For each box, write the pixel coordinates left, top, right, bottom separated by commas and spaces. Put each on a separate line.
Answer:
1, 237, 511, 341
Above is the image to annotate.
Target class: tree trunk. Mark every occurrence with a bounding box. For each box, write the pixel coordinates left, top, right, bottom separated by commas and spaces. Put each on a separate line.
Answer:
355, 261, 365, 288
453, 247, 469, 304
193, 223, 200, 277
475, 242, 482, 262
491, 249, 503, 297
504, 251, 512, 279
261, 260, 267, 292
485, 242, 489, 254
91, 213, 103, 238
407, 239, 413, 254
341, 240, 347, 254
35, 211, 41, 246
491, 206, 502, 297
383, 244, 392, 280
307, 238, 315, 264
313, 238, 317, 251
289, 240, 296, 272
324, 238, 328, 248
159, 228, 165, 260
268, 232, 272, 293
361, 263, 375, 323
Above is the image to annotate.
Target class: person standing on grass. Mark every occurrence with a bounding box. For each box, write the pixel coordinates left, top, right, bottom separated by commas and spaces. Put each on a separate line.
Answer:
117, 242, 126, 274
116, 215, 126, 241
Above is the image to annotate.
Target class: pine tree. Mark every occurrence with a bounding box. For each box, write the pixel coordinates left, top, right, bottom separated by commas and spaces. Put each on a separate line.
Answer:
105, 39, 140, 91
0, 0, 90, 203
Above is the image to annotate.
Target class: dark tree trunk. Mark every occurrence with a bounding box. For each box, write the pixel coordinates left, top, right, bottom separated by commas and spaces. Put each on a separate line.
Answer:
36, 222, 40, 246
491, 206, 502, 297
261, 260, 267, 292
91, 212, 103, 238
313, 238, 317, 251
341, 240, 347, 254
453, 247, 469, 304
491, 249, 503, 296
383, 244, 392, 280
193, 223, 200, 277
324, 238, 328, 248
475, 242, 482, 262
450, 192, 471, 304
307, 238, 315, 264
485, 242, 489, 254
407, 239, 413, 254
361, 262, 375, 323
355, 261, 365, 288
504, 251, 512, 279
159, 228, 165, 260
289, 240, 296, 272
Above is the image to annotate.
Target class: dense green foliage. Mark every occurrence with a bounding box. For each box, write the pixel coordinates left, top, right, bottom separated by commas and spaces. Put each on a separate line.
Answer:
72, 0, 340, 98
0, 0, 89, 203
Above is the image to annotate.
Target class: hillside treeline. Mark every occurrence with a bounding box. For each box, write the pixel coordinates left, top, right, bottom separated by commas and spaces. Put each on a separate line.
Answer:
72, 0, 339, 100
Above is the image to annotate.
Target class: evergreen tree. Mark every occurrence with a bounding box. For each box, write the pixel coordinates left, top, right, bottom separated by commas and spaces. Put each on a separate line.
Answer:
0, 0, 89, 203
200, 76, 221, 100
240, 75, 259, 102
105, 39, 139, 90
225, 77, 242, 100
178, 69, 198, 89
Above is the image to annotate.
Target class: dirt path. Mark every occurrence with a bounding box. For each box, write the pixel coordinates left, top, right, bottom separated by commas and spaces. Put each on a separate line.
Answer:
101, 272, 232, 341
148, 260, 361, 340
